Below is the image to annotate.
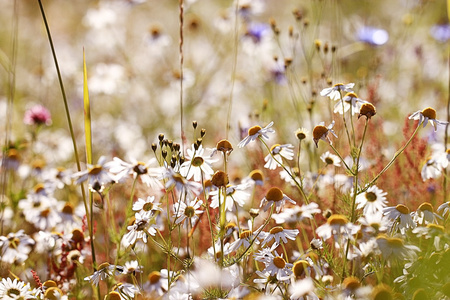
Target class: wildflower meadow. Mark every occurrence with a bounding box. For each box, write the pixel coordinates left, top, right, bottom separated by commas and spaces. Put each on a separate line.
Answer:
2, 0, 450, 299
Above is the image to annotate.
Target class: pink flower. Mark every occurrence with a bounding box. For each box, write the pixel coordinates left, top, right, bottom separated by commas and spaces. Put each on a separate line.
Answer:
23, 105, 52, 126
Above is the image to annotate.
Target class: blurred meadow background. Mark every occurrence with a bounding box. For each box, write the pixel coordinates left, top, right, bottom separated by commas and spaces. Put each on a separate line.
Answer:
1, 0, 450, 299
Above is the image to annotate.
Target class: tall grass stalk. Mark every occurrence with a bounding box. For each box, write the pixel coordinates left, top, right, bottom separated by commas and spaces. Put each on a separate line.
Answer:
179, 0, 185, 154
226, 0, 239, 140
0, 0, 18, 236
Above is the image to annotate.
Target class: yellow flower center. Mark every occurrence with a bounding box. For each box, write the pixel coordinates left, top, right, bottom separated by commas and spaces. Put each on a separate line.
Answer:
211, 171, 229, 187
98, 262, 111, 270
265, 187, 284, 202
7, 149, 19, 159
418, 202, 433, 212
8, 237, 20, 249
148, 271, 161, 284
333, 83, 344, 88
248, 125, 262, 136
216, 139, 233, 152
71, 229, 85, 243
269, 226, 284, 234
40, 208, 51, 217
273, 256, 286, 269
343, 276, 360, 290
270, 144, 281, 153
365, 192, 377, 202
292, 260, 309, 277
344, 92, 358, 99
32, 159, 46, 170
192, 157, 204, 167
106, 291, 122, 300
89, 165, 103, 175
395, 204, 410, 214
34, 183, 45, 193
249, 169, 264, 181
184, 206, 196, 218
359, 103, 377, 119
62, 203, 74, 215
239, 230, 252, 239
372, 284, 394, 300
172, 173, 186, 184
225, 222, 236, 231
386, 237, 404, 248
324, 157, 334, 165
44, 287, 63, 300
133, 162, 148, 175
327, 214, 349, 226
313, 125, 328, 140
43, 280, 57, 288
143, 202, 154, 212
426, 223, 444, 232
421, 107, 436, 120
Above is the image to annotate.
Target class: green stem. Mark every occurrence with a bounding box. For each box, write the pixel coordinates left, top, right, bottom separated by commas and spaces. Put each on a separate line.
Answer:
329, 143, 353, 175
37, 0, 95, 271
363, 122, 421, 192
258, 137, 308, 203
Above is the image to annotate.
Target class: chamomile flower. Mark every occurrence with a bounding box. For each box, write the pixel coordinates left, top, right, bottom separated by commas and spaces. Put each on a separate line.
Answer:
421, 157, 443, 181
355, 185, 388, 216
260, 187, 296, 213
122, 212, 157, 248
412, 202, 442, 225
263, 252, 293, 281
333, 92, 368, 115
259, 226, 299, 246
408, 107, 449, 131
122, 260, 143, 274
229, 228, 259, 253
383, 204, 416, 234
106, 157, 164, 190
72, 156, 116, 192
264, 144, 294, 170
173, 198, 203, 225
165, 167, 202, 197
312, 121, 338, 147
132, 196, 163, 217
238, 121, 275, 148
112, 282, 141, 299
320, 83, 355, 101
0, 230, 35, 264
0, 278, 36, 300
272, 202, 321, 224
210, 182, 251, 211
84, 262, 123, 286
179, 144, 217, 181
289, 278, 317, 300
375, 234, 420, 261
437, 201, 450, 217
320, 151, 341, 167
315, 214, 359, 248
358, 212, 390, 236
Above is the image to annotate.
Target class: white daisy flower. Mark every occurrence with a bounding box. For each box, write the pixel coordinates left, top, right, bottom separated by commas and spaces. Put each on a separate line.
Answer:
421, 157, 443, 181
0, 278, 36, 300
333, 92, 368, 115
320, 151, 341, 167
84, 262, 123, 286
408, 107, 449, 131
143, 270, 171, 297
263, 252, 293, 281
260, 187, 296, 213
355, 185, 388, 216
375, 234, 420, 261
312, 121, 338, 147
437, 201, 450, 217
289, 277, 316, 300
72, 156, 116, 192
320, 83, 355, 101
259, 226, 299, 246
238, 121, 275, 148
264, 144, 294, 170
122, 212, 157, 248
315, 214, 359, 249
106, 157, 164, 190
271, 202, 321, 224
412, 202, 442, 225
229, 228, 259, 253
173, 198, 203, 225
383, 204, 416, 234
179, 144, 217, 182
0, 230, 35, 264
122, 260, 143, 274
210, 182, 251, 211
113, 282, 141, 299
358, 211, 390, 236
165, 167, 202, 197
132, 196, 163, 217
